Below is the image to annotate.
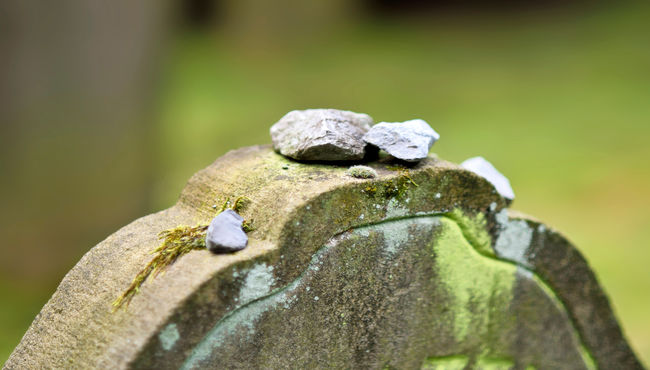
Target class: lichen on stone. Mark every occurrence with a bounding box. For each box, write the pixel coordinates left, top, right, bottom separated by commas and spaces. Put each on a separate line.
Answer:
381, 166, 418, 199
159, 323, 180, 351
494, 209, 533, 268
443, 208, 494, 257
431, 217, 517, 343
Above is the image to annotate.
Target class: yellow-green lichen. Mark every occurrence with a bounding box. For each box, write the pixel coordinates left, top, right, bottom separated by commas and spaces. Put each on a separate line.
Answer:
421, 354, 468, 369
432, 217, 517, 343
443, 209, 494, 257
363, 185, 378, 196
382, 167, 418, 199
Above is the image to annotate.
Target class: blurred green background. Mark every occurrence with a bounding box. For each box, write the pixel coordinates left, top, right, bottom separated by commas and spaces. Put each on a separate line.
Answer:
1, 0, 649, 365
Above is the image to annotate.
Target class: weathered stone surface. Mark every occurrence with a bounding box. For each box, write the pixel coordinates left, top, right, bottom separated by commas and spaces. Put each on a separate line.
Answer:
270, 109, 373, 161
205, 209, 248, 253
363, 119, 439, 162
461, 156, 515, 201
5, 145, 642, 370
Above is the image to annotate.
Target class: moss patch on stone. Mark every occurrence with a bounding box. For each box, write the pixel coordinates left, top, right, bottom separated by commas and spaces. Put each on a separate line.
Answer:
421, 354, 469, 369
432, 217, 517, 344
443, 208, 494, 257
381, 167, 418, 199
112, 224, 208, 310
422, 355, 524, 369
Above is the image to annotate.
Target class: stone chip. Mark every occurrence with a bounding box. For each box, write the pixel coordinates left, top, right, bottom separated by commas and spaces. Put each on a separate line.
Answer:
270, 109, 373, 161
205, 209, 248, 253
461, 156, 515, 201
363, 119, 440, 162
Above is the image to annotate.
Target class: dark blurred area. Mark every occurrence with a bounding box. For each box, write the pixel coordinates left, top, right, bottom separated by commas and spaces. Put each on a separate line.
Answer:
1, 0, 649, 364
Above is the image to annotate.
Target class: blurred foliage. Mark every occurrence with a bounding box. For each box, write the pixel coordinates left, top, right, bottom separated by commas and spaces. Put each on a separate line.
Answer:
2, 1, 650, 365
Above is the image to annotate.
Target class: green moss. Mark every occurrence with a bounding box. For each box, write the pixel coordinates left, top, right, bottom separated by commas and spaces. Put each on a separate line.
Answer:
381, 167, 418, 199
432, 217, 517, 343
242, 219, 255, 233
218, 196, 251, 213
475, 356, 518, 369
423, 355, 524, 369
363, 185, 378, 196
112, 224, 209, 310
421, 354, 468, 369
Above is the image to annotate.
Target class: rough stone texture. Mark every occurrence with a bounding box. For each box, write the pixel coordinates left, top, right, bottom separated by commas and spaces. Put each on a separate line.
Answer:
270, 109, 373, 161
461, 156, 515, 201
363, 119, 440, 162
205, 209, 247, 253
5, 145, 642, 370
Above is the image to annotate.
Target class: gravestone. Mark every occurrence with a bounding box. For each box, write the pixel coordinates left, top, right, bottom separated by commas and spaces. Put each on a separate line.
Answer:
4, 145, 643, 369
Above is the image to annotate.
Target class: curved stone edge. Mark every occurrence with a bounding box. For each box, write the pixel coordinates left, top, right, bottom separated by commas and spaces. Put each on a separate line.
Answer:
505, 210, 644, 370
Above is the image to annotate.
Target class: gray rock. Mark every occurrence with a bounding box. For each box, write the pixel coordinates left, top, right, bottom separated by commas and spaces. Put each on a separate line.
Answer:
270, 109, 373, 161
205, 209, 248, 253
461, 156, 515, 201
363, 119, 439, 162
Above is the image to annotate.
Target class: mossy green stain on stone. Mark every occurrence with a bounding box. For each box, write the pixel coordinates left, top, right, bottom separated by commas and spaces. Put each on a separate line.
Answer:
474, 356, 520, 369
421, 354, 469, 369
443, 208, 494, 257
421, 355, 529, 370
431, 217, 516, 344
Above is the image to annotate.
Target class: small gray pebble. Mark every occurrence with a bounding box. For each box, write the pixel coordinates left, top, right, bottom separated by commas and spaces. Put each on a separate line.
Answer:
205, 209, 248, 253
363, 119, 439, 162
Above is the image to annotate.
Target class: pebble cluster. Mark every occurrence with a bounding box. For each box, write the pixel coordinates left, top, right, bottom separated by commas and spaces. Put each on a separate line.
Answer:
206, 108, 516, 254
270, 108, 439, 163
